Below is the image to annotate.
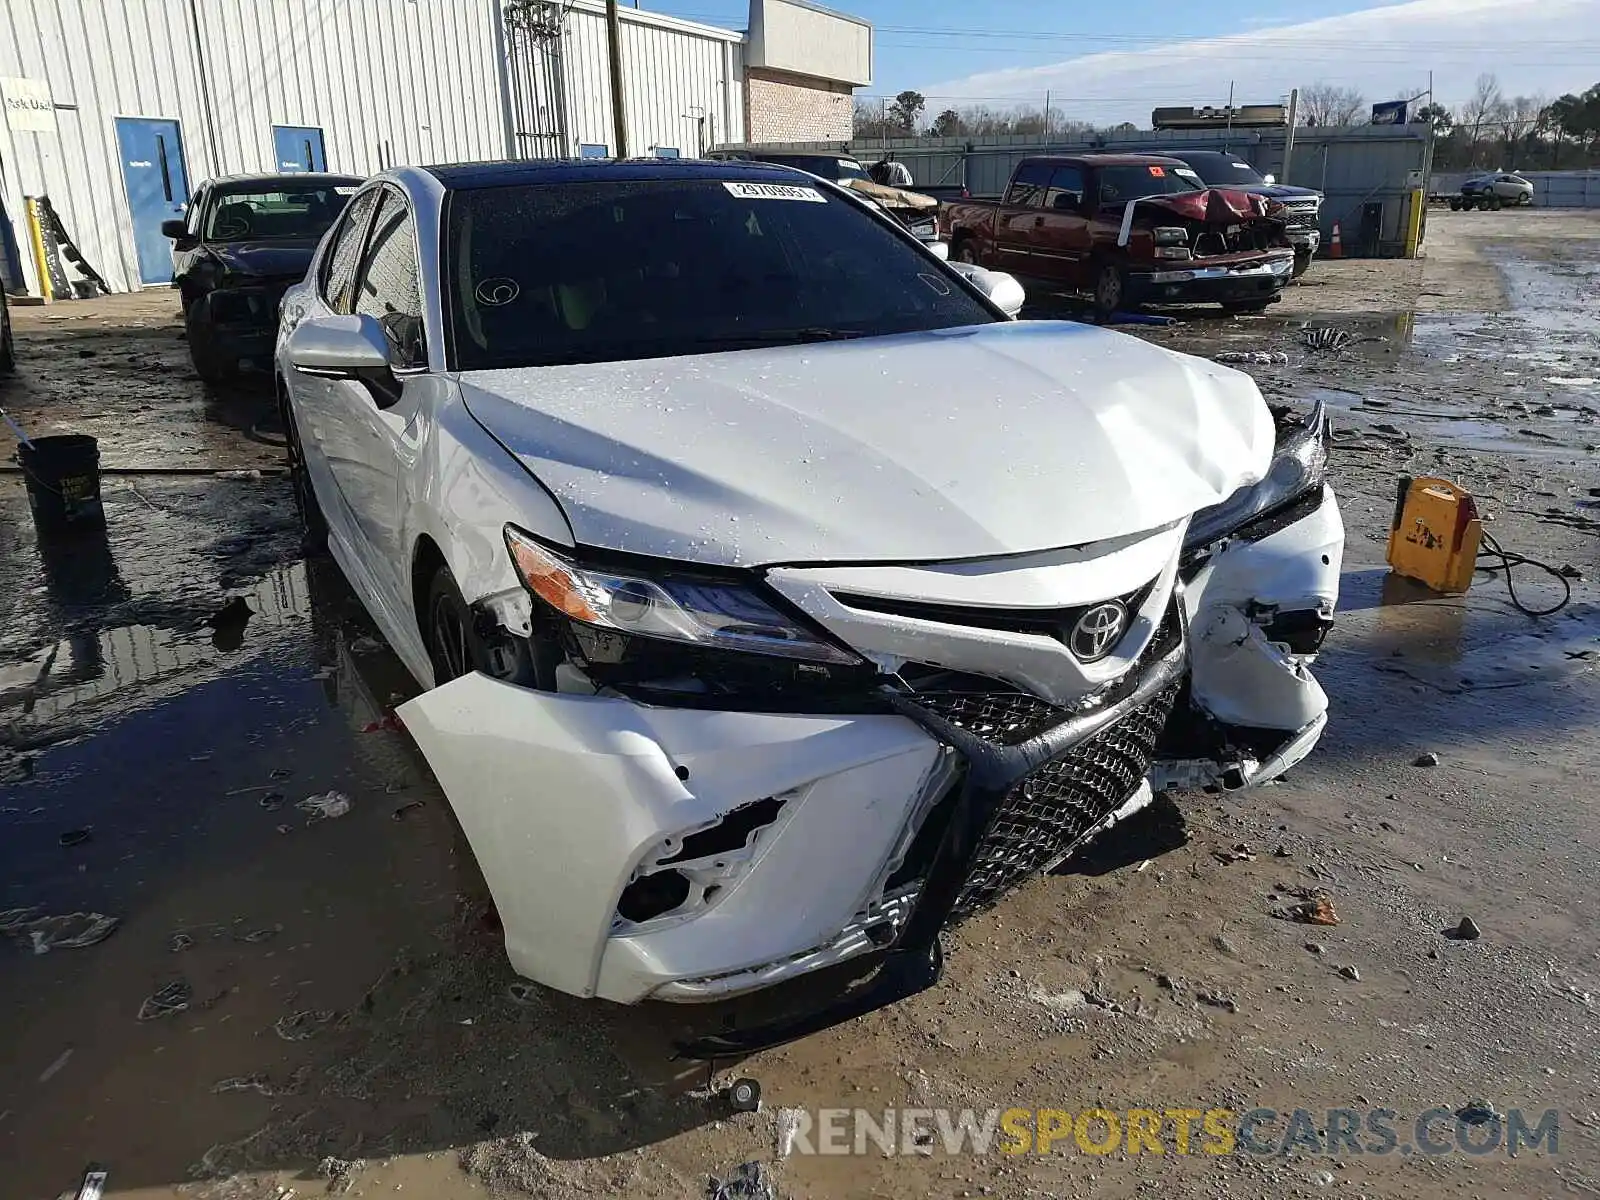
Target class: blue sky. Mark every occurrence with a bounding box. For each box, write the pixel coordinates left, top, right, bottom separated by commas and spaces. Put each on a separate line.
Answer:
643, 0, 1600, 123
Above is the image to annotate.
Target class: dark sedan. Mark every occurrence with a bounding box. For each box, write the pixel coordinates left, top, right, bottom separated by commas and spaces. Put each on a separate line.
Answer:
164, 173, 363, 381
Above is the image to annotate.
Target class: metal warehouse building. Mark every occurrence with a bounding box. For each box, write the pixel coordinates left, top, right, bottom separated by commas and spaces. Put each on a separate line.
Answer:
0, 0, 871, 295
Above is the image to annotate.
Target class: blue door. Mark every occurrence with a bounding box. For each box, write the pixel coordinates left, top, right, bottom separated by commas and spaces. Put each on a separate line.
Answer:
272, 125, 327, 173
114, 118, 190, 286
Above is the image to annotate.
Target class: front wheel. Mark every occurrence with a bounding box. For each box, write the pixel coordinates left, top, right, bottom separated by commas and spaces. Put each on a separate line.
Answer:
423, 564, 491, 686
1488, 195, 1503, 211
185, 306, 234, 384
279, 380, 327, 551
1092, 263, 1126, 320
1449, 197, 1462, 211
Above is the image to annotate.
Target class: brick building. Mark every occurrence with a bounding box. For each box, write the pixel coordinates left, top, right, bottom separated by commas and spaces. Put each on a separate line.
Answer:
745, 0, 873, 144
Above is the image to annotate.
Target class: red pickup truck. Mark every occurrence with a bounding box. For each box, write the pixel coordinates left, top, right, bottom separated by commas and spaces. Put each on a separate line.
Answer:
941, 153, 1297, 317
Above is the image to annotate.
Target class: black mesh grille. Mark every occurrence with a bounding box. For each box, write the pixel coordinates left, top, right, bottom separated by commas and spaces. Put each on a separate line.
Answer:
949, 681, 1182, 920
913, 691, 1064, 746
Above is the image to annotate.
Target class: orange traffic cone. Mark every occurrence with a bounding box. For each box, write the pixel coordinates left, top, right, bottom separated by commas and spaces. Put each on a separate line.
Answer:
1327, 221, 1343, 259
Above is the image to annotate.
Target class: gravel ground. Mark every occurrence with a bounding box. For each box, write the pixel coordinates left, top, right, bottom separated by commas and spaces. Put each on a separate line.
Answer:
1, 208, 1597, 1200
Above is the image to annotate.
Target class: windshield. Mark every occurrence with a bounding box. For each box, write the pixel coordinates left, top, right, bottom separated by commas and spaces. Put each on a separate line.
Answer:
1175, 153, 1267, 186
1096, 165, 1205, 204
205, 185, 355, 241
754, 155, 868, 182
445, 179, 995, 370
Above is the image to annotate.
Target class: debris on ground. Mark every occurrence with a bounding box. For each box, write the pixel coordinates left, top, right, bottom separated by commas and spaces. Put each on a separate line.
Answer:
1271, 890, 1341, 926
707, 1161, 776, 1200
138, 980, 193, 1021
1450, 916, 1483, 940
317, 1155, 365, 1195
1213, 842, 1257, 864
258, 791, 285, 811
1214, 350, 1289, 365
391, 799, 425, 821
1413, 751, 1441, 767
168, 932, 195, 952
274, 1008, 338, 1042
295, 791, 351, 822
74, 1166, 109, 1200
38, 1047, 73, 1083
1, 908, 120, 955
1458, 1099, 1499, 1125
361, 714, 403, 734
212, 1065, 311, 1098
1339, 965, 1362, 982
1196, 989, 1239, 1013
58, 827, 92, 847
348, 636, 385, 655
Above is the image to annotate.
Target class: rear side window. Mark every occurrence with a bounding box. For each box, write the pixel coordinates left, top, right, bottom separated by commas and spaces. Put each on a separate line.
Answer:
1006, 162, 1053, 207
1044, 166, 1085, 211
318, 188, 380, 312
352, 192, 425, 368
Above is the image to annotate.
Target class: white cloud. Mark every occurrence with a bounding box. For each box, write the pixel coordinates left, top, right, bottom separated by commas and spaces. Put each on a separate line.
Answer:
919, 0, 1600, 123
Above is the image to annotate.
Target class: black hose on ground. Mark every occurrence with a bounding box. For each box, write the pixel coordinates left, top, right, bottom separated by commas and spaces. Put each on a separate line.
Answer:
1476, 530, 1573, 617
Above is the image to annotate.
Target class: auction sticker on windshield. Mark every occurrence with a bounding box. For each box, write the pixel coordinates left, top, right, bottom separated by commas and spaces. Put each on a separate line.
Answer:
723, 181, 827, 202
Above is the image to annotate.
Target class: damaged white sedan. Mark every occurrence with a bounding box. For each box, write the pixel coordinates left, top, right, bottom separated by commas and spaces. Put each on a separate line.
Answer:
275, 158, 1343, 1054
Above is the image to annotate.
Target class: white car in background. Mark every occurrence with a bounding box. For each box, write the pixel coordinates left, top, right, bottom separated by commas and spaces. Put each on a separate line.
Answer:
275, 158, 1343, 1054
1457, 172, 1535, 208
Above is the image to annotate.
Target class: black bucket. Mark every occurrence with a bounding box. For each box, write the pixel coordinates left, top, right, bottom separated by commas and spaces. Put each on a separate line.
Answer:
18, 434, 105, 530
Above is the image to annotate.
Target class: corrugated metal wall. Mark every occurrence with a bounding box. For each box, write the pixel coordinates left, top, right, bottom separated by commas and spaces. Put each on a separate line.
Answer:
524, 0, 742, 159
732, 124, 1432, 256
3, 0, 750, 293
1, 0, 507, 293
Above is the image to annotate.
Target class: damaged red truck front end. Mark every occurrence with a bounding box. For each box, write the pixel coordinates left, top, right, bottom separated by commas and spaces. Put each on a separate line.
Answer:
942, 153, 1297, 316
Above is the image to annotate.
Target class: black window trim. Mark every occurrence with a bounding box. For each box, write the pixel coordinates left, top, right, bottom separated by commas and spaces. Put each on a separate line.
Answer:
349, 182, 428, 373
317, 184, 384, 314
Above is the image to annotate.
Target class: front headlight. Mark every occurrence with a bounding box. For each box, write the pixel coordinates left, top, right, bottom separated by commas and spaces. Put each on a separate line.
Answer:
504, 526, 861, 665
1184, 397, 1328, 549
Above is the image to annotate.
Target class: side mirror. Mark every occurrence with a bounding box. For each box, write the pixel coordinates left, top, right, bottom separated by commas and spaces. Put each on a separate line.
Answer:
948, 263, 1026, 319
161, 219, 188, 241
1262, 173, 1277, 185
288, 314, 392, 380
1052, 192, 1081, 211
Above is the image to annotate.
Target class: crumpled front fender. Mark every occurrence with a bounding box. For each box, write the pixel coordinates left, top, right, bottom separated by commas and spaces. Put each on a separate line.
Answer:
1185, 484, 1344, 732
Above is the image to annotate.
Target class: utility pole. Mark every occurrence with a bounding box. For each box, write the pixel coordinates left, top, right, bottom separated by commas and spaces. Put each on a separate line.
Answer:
1224, 81, 1234, 151
1282, 87, 1299, 184
1043, 90, 1051, 140
604, 0, 628, 157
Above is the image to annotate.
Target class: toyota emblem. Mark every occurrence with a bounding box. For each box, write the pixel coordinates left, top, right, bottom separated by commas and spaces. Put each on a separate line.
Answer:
1069, 602, 1128, 662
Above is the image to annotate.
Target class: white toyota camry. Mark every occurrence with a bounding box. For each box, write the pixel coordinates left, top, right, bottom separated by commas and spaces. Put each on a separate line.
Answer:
276, 158, 1343, 1054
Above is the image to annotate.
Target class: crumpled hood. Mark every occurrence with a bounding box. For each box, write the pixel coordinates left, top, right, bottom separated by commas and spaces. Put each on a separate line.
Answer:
1136, 188, 1281, 223
460, 322, 1274, 568
207, 240, 319, 280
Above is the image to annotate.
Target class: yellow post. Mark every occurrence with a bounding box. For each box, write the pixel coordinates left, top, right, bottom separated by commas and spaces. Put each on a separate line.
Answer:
1403, 188, 1425, 259
23, 196, 53, 303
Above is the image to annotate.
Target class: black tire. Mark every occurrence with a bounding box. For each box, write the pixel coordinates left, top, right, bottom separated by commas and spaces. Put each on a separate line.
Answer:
279, 379, 328, 550
0, 295, 14, 375
1489, 195, 1503, 211
1519, 193, 1533, 206
1449, 197, 1462, 211
186, 307, 234, 384
1092, 262, 1126, 321
1291, 251, 1311, 280
423, 564, 490, 686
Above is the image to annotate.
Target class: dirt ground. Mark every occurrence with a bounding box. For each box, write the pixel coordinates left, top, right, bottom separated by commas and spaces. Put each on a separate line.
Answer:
2, 207, 1599, 1200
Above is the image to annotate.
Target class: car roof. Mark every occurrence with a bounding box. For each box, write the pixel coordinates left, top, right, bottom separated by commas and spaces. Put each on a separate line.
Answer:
204, 173, 364, 189
423, 157, 821, 189
1163, 150, 1248, 162
1021, 153, 1192, 167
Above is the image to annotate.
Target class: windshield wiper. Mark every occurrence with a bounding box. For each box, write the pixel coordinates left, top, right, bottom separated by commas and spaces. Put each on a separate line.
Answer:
693, 328, 868, 348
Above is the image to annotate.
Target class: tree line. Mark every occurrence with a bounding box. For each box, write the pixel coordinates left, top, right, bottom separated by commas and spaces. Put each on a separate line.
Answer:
856, 77, 1600, 173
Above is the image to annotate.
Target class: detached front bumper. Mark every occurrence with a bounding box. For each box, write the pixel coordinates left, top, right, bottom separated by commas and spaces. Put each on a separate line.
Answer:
1126, 255, 1295, 307
398, 610, 1187, 1045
